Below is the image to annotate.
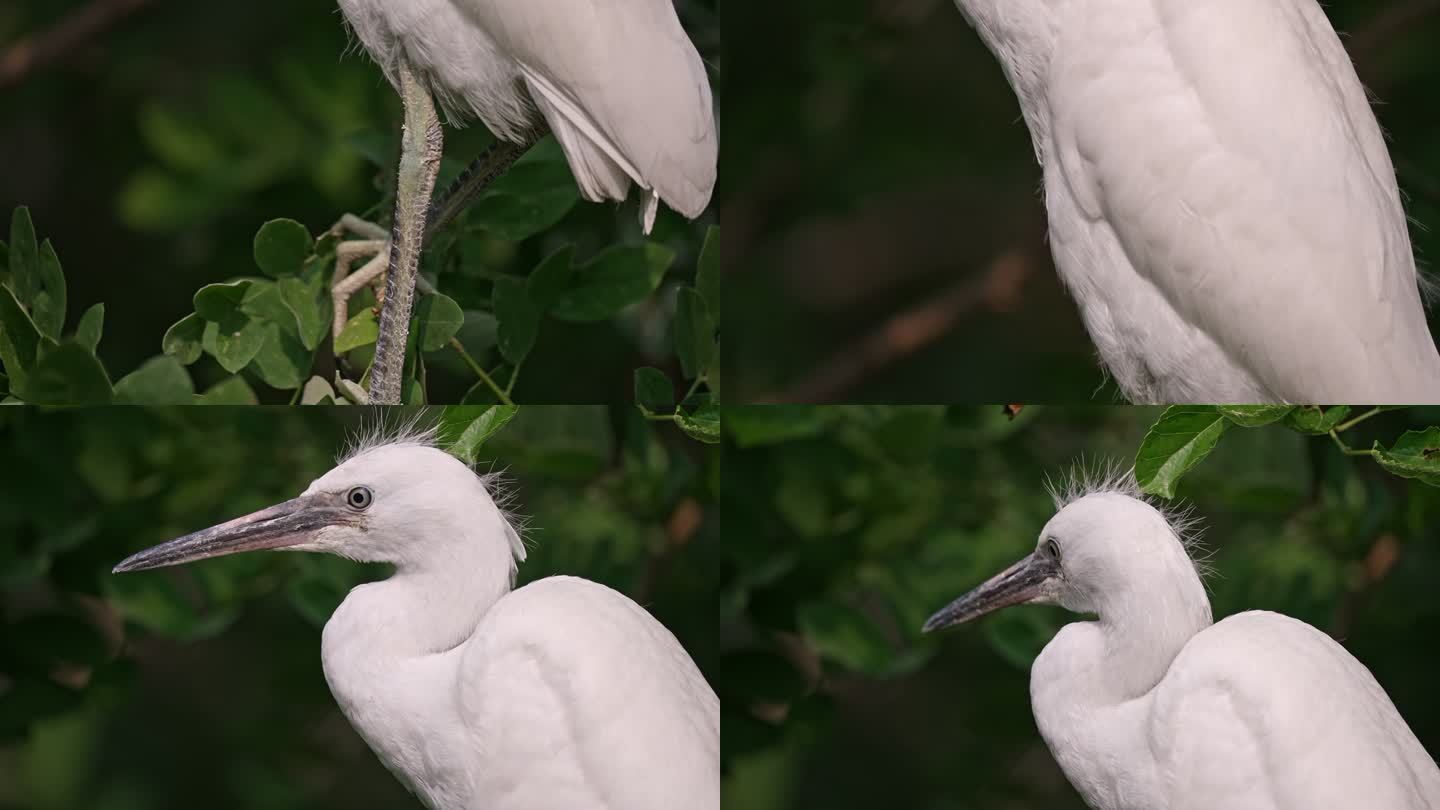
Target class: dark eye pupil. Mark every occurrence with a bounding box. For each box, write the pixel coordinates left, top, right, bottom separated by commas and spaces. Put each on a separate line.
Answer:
1048, 539, 1061, 560
349, 488, 370, 507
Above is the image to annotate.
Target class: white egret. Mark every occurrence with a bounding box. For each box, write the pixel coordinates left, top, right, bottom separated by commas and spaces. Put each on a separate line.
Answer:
923, 470, 1440, 809
952, 0, 1440, 403
113, 430, 719, 810
333, 0, 718, 403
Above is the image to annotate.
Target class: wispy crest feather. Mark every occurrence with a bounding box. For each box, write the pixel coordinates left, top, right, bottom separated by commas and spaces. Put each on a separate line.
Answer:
339, 411, 531, 571
1044, 458, 1215, 584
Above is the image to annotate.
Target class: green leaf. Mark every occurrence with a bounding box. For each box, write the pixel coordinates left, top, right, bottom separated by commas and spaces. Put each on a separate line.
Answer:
552, 243, 675, 322
1373, 428, 1440, 487
333, 374, 368, 404
114, 356, 194, 404
676, 399, 721, 444
8, 207, 39, 306
1217, 405, 1296, 427
161, 313, 205, 365
239, 279, 293, 325
30, 240, 66, 341
104, 574, 240, 643
413, 293, 464, 352
1134, 405, 1229, 498
469, 160, 581, 242
696, 225, 720, 325
250, 321, 311, 390
674, 287, 716, 378
797, 600, 896, 676
278, 273, 331, 351
526, 245, 575, 310
443, 405, 520, 464
198, 375, 258, 404
1284, 406, 1352, 435
193, 280, 254, 324
0, 283, 42, 379
253, 218, 313, 277
206, 317, 267, 374
22, 342, 113, 405
634, 367, 675, 413
725, 406, 827, 447
74, 303, 104, 354
494, 277, 539, 365
335, 308, 378, 353
298, 375, 336, 404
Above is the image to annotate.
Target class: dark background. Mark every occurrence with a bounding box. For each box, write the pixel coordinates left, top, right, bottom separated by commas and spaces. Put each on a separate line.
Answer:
719, 404, 1440, 809
721, 0, 1440, 403
0, 0, 719, 403
0, 406, 719, 809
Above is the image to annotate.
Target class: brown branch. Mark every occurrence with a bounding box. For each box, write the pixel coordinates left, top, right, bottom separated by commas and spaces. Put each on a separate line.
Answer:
765, 248, 1036, 403
0, 0, 160, 90
633, 497, 703, 605
1331, 533, 1401, 641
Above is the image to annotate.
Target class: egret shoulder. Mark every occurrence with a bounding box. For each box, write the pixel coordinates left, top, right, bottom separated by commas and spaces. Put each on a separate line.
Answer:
1150, 611, 1440, 809
1045, 0, 1440, 401
457, 576, 719, 810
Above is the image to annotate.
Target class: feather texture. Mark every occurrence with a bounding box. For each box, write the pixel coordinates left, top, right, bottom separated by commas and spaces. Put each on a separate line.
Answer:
338, 0, 716, 232
956, 0, 1440, 402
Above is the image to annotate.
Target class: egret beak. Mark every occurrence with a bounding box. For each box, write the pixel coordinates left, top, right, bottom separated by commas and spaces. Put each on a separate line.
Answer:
922, 551, 1060, 633
112, 494, 354, 574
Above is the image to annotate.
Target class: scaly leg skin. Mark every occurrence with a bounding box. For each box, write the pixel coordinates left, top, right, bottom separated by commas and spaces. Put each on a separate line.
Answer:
338, 104, 545, 393
330, 234, 435, 345
368, 56, 444, 405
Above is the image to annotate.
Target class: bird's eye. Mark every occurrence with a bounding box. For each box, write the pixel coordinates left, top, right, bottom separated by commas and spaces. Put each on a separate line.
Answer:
346, 486, 373, 511
1046, 538, 1061, 562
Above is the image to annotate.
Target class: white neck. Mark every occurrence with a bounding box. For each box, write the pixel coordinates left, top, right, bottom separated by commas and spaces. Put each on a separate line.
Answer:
317, 527, 514, 804
1029, 578, 1212, 806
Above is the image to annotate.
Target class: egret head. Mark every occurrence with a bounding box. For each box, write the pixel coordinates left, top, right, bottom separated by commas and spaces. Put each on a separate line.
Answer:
923, 466, 1210, 633
113, 426, 526, 576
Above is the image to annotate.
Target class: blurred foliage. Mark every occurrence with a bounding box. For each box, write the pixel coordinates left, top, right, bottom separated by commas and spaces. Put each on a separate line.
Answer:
0, 0, 719, 405
0, 405, 718, 810
719, 404, 1440, 810
721, 0, 1440, 402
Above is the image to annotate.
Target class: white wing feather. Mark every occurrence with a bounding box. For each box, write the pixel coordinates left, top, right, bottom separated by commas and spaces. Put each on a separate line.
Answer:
457, 577, 719, 810
1049, 0, 1440, 401
1152, 612, 1440, 809
455, 0, 717, 225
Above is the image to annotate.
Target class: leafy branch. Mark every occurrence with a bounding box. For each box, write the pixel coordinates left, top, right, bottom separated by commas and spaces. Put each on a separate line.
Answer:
1134, 405, 1440, 498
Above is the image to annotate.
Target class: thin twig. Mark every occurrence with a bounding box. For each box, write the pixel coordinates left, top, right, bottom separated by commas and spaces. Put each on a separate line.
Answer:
449, 338, 513, 406
0, 0, 160, 89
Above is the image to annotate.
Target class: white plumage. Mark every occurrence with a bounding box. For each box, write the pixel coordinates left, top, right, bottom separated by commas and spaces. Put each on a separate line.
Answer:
339, 0, 717, 231
924, 471, 1440, 809
954, 0, 1440, 402
114, 433, 719, 810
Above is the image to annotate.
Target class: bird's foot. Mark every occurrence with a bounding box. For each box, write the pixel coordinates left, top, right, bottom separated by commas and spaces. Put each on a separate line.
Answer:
328, 215, 434, 345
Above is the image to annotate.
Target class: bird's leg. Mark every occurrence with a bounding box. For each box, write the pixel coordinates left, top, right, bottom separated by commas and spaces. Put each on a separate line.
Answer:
369, 56, 443, 405
423, 123, 550, 244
